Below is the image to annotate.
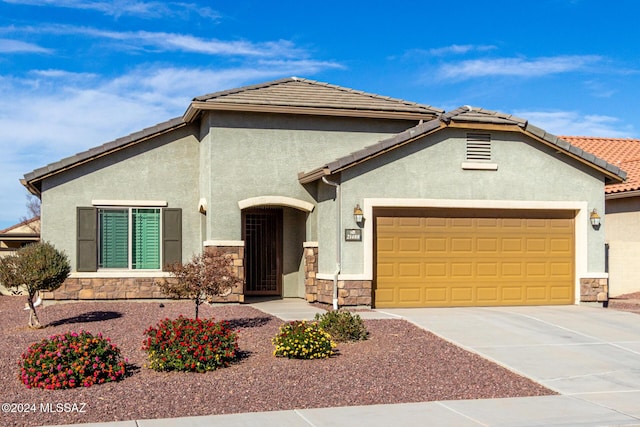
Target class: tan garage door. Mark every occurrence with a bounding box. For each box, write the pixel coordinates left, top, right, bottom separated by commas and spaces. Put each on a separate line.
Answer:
375, 208, 575, 308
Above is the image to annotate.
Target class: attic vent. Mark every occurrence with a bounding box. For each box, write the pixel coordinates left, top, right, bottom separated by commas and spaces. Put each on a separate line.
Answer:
466, 133, 492, 161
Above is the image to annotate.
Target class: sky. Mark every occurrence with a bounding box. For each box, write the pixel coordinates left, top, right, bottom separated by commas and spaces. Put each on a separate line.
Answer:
1, 0, 639, 230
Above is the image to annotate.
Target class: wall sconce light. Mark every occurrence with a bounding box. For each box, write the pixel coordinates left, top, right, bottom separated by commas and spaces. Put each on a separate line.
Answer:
354, 204, 364, 225
590, 209, 601, 229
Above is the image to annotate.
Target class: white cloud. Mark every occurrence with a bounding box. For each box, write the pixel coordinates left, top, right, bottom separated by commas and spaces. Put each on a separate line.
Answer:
0, 37, 51, 53
428, 44, 497, 56
0, 0, 220, 19
0, 61, 343, 228
438, 55, 602, 80
516, 110, 635, 138
2, 25, 306, 58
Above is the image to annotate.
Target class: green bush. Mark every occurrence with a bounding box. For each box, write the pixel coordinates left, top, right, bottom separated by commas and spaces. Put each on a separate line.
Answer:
0, 241, 70, 328
314, 309, 368, 342
142, 316, 238, 372
19, 331, 127, 389
272, 320, 335, 359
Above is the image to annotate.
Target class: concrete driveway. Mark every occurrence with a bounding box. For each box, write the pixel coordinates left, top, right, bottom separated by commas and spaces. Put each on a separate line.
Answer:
381, 304, 640, 419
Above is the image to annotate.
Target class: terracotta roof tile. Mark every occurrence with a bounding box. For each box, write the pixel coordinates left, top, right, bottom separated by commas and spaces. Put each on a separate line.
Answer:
561, 136, 640, 194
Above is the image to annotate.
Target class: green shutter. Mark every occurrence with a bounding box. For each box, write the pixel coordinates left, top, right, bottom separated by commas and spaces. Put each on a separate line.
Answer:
132, 208, 160, 269
99, 209, 129, 268
162, 208, 182, 270
77, 207, 97, 272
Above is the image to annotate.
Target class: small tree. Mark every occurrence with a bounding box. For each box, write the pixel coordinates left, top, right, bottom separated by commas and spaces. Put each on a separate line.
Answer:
160, 250, 243, 319
0, 241, 70, 328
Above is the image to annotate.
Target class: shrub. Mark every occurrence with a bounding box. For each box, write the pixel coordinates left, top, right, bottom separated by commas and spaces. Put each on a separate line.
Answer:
142, 316, 238, 372
0, 241, 70, 328
272, 320, 336, 359
314, 309, 369, 342
160, 250, 243, 319
19, 331, 126, 390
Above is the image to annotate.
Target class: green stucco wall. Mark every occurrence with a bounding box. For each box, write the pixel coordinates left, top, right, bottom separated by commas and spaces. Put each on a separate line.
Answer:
316, 128, 606, 275
40, 125, 202, 271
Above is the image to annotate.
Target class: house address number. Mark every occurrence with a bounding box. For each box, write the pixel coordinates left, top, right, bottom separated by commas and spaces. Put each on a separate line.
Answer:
345, 229, 362, 242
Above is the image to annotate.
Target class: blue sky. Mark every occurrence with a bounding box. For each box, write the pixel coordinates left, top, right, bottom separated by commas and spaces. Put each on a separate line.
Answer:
1, 0, 639, 230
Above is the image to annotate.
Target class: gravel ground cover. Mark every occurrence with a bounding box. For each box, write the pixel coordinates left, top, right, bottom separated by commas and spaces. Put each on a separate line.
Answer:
1, 296, 557, 427
608, 291, 640, 314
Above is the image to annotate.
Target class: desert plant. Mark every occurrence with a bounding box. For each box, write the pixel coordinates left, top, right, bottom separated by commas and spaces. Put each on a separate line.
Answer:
314, 309, 369, 342
159, 250, 243, 319
19, 331, 127, 389
272, 320, 336, 359
0, 241, 70, 328
142, 315, 239, 372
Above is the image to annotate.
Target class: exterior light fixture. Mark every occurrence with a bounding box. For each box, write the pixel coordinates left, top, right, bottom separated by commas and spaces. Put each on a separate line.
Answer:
354, 204, 364, 225
590, 209, 601, 229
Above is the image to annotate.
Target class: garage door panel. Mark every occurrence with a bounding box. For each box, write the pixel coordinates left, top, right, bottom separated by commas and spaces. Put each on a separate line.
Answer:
477, 287, 498, 302
451, 287, 473, 302
425, 238, 447, 252
375, 211, 574, 308
398, 288, 421, 304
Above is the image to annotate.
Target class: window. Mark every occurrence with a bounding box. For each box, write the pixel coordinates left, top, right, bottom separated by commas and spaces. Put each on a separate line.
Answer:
76, 206, 181, 273
98, 208, 160, 269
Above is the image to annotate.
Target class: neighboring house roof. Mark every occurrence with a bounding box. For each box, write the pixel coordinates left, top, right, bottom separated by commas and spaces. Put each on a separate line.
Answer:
299, 106, 627, 184
183, 77, 444, 122
0, 217, 40, 251
561, 136, 640, 196
22, 117, 186, 195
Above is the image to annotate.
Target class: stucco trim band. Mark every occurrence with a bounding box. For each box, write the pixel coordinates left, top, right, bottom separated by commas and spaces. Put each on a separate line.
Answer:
238, 196, 315, 212
203, 240, 244, 247
92, 200, 168, 207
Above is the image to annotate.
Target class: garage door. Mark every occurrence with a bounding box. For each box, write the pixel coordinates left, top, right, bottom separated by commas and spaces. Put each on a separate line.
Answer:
375, 208, 575, 308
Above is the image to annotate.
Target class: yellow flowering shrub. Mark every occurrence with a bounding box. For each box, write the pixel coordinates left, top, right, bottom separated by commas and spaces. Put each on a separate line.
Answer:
271, 320, 336, 359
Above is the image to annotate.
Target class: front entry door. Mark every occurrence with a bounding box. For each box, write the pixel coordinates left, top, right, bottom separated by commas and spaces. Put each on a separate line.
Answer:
242, 208, 282, 296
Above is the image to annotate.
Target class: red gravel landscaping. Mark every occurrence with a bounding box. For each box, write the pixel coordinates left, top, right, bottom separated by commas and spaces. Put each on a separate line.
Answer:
1, 296, 556, 427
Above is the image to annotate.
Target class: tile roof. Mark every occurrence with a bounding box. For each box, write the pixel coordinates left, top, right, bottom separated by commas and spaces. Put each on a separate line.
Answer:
561, 136, 640, 195
299, 106, 627, 184
187, 77, 443, 119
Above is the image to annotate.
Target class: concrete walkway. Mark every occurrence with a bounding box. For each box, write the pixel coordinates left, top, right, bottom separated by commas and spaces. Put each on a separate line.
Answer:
42, 300, 640, 427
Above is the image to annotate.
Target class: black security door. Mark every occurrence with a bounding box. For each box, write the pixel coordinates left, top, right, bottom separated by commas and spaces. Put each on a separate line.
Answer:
242, 208, 282, 295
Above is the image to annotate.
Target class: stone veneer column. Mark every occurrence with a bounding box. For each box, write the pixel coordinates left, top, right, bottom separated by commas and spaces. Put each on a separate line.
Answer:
203, 242, 245, 303
303, 242, 318, 302
580, 277, 608, 303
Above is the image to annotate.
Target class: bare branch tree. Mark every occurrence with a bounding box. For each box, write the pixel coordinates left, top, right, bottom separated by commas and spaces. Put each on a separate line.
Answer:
159, 250, 243, 319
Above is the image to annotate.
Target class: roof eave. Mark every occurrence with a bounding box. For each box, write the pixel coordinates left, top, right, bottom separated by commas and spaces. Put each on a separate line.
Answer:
183, 101, 438, 123
606, 189, 640, 200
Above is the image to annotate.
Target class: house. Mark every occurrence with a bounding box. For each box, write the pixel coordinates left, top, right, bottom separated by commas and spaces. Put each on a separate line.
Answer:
561, 136, 640, 298
22, 78, 626, 307
0, 217, 40, 258
0, 217, 40, 295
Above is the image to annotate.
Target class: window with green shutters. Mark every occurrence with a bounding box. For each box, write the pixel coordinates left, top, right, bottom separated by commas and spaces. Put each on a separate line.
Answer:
132, 208, 160, 269
97, 208, 161, 270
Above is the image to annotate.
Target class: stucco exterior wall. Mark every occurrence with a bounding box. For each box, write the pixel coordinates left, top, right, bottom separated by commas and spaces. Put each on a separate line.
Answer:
201, 111, 417, 241
40, 125, 202, 272
315, 128, 606, 279
605, 196, 640, 296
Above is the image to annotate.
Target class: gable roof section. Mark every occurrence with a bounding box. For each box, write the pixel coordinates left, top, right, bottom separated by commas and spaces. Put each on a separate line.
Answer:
184, 77, 443, 122
23, 117, 186, 195
298, 106, 627, 184
561, 136, 640, 196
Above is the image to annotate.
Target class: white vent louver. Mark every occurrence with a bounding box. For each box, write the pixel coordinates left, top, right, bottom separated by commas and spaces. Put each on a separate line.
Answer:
466, 133, 491, 161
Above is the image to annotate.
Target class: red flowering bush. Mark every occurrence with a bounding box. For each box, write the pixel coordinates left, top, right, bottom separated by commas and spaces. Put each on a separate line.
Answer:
142, 316, 238, 372
19, 331, 127, 390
